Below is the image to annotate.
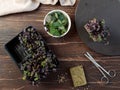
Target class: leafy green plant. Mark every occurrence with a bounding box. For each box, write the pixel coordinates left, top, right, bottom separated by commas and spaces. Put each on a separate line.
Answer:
45, 12, 68, 36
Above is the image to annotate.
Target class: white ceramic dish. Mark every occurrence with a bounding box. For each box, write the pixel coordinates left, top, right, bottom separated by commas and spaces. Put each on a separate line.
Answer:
43, 9, 71, 38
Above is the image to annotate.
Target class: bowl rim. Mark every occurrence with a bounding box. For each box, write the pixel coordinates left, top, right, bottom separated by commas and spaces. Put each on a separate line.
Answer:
43, 9, 71, 38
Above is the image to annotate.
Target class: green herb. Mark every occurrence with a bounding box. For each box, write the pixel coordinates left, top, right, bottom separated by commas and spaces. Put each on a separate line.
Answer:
45, 12, 68, 36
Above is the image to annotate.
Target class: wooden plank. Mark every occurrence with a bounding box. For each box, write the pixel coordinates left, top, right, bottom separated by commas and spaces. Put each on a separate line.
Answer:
0, 61, 120, 90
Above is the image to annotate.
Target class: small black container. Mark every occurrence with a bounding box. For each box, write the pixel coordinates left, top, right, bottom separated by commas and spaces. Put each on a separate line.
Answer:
5, 26, 59, 84
5, 26, 59, 68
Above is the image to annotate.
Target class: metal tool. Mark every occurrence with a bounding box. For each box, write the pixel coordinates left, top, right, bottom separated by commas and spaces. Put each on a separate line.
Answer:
84, 52, 116, 84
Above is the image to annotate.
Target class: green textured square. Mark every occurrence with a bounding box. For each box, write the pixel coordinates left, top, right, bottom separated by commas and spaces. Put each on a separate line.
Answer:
70, 65, 87, 87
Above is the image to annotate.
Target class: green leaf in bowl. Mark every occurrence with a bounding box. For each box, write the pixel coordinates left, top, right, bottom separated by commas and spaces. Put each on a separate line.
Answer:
46, 15, 52, 23
45, 11, 69, 37
55, 12, 59, 19
52, 21, 62, 28
49, 27, 61, 36
62, 17, 68, 26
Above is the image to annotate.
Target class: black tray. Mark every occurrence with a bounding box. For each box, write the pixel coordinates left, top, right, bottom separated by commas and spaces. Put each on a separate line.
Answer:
75, 0, 120, 55
5, 35, 23, 67
5, 26, 39, 67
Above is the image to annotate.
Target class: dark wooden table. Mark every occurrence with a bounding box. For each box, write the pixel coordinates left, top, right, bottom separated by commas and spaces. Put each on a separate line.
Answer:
0, 0, 120, 90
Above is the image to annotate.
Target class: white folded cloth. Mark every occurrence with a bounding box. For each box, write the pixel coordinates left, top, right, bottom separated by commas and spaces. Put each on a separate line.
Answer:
0, 0, 76, 16
0, 0, 40, 16
40, 0, 76, 6
40, 0, 58, 5
59, 0, 76, 6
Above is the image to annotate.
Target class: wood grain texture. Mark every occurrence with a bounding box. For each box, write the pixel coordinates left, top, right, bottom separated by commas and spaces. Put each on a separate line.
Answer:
0, 0, 120, 90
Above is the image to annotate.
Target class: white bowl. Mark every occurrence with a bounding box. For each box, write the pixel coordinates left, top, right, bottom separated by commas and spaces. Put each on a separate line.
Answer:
43, 9, 71, 38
